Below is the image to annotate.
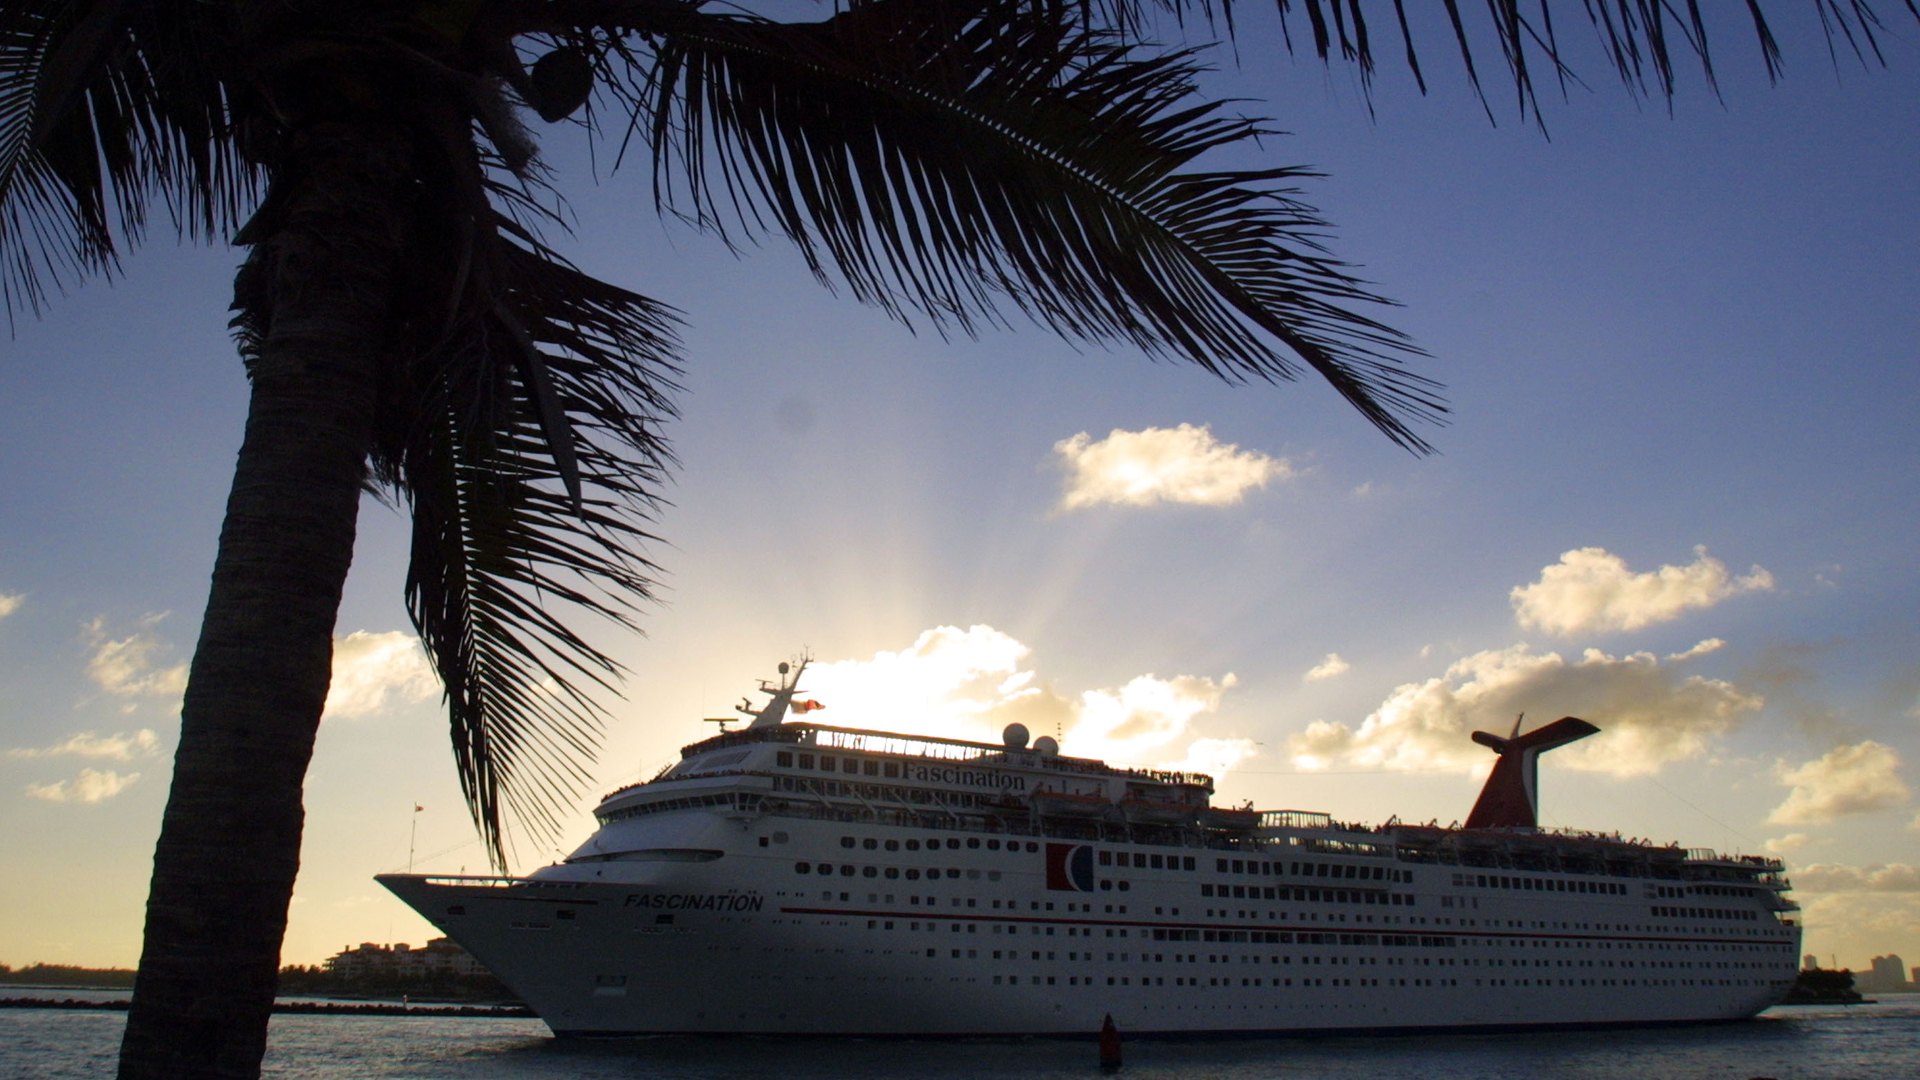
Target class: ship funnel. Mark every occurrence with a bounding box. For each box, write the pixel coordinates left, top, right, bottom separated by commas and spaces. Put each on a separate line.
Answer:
1464, 715, 1599, 829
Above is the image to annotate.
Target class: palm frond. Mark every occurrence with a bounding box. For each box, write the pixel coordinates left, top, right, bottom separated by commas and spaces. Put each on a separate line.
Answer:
0, 0, 256, 321
231, 108, 684, 869
604, 0, 1442, 450
382, 185, 683, 867
1204, 1, 1916, 120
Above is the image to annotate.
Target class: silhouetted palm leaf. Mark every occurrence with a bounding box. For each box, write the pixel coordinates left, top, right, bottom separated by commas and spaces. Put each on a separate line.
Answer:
381, 211, 682, 867
0, 0, 253, 317
622, 0, 1445, 449
1115, 0, 1913, 120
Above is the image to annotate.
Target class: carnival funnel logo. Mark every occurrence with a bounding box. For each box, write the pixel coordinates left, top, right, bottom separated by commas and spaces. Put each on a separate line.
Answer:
1045, 843, 1095, 892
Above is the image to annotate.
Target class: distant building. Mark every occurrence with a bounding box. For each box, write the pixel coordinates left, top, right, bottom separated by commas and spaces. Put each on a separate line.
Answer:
323, 937, 487, 981
1803, 953, 1819, 970
1858, 954, 1915, 993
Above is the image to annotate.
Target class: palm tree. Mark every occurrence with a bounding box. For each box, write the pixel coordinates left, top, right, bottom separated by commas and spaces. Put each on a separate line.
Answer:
0, 2, 1907, 1077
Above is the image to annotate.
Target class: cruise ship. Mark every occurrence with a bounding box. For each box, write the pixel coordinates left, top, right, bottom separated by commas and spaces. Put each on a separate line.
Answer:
378, 660, 1802, 1036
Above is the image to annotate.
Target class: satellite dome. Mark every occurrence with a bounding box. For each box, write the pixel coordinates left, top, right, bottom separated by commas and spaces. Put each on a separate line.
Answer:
1033, 735, 1059, 757
1002, 723, 1030, 750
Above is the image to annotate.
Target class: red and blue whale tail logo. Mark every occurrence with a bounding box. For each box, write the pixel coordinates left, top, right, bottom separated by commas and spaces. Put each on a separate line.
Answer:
1045, 843, 1096, 891
1465, 715, 1599, 829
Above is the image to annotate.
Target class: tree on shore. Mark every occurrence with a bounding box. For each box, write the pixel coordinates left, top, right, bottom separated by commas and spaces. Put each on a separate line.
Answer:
1, 2, 1908, 1078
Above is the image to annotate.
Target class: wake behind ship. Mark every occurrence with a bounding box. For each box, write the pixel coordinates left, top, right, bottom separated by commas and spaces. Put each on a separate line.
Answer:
380, 660, 1802, 1036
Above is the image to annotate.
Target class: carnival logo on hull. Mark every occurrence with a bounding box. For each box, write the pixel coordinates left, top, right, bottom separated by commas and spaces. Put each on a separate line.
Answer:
1045, 843, 1096, 892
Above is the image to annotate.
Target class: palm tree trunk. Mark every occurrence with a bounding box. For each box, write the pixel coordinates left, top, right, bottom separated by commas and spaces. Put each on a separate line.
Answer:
118, 121, 416, 1080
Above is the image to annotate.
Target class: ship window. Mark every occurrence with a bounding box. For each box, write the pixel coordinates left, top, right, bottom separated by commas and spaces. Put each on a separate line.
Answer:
777, 752, 793, 767
1218, 859, 1229, 873
863, 838, 877, 850
1183, 857, 1195, 871
863, 760, 878, 776
798, 754, 814, 769
968, 838, 981, 849
445, 905, 465, 916
1150, 855, 1163, 869
819, 755, 836, 770
906, 869, 921, 880
948, 839, 961, 850
884, 762, 900, 778
1029, 843, 1041, 853
796, 863, 811, 874
843, 758, 858, 774
842, 865, 858, 877
988, 839, 1001, 850
1232, 860, 1244, 873
1119, 881, 1130, 891
841, 837, 855, 848
1100, 851, 1113, 866
1134, 854, 1147, 869
906, 840, 920, 851
863, 867, 877, 878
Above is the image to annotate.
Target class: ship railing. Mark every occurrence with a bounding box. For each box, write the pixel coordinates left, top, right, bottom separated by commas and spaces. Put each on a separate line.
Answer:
415, 875, 522, 888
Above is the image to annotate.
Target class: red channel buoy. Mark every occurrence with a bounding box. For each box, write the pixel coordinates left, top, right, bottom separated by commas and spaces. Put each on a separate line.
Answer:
1099, 1013, 1122, 1071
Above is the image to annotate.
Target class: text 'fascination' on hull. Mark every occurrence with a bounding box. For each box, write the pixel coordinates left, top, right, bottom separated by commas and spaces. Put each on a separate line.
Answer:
380, 659, 1803, 1036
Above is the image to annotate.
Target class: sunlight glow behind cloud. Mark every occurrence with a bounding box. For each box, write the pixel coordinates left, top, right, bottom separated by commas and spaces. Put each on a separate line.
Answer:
798, 626, 1245, 774
1768, 741, 1910, 825
323, 631, 439, 719
1053, 424, 1292, 510
7, 729, 158, 761
84, 616, 187, 697
1511, 546, 1774, 636
1790, 862, 1920, 893
0, 592, 22, 620
1288, 641, 1761, 777
1303, 653, 1350, 682
26, 768, 140, 804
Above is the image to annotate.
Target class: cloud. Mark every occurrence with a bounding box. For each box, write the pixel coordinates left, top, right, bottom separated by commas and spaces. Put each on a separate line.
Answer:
1666, 639, 1726, 661
26, 768, 139, 803
1159, 737, 1259, 776
1053, 424, 1292, 510
0, 592, 22, 620
7, 729, 159, 761
1303, 653, 1350, 682
1511, 546, 1775, 637
1790, 863, 1920, 893
1764, 833, 1812, 854
1288, 643, 1762, 777
1768, 741, 1909, 825
800, 625, 1244, 774
85, 616, 187, 697
324, 631, 439, 718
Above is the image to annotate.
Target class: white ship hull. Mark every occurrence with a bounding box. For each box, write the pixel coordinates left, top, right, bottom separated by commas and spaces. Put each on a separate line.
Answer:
380, 813, 1799, 1036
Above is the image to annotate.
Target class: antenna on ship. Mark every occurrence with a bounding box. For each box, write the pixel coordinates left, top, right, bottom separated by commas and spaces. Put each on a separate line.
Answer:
741, 653, 819, 729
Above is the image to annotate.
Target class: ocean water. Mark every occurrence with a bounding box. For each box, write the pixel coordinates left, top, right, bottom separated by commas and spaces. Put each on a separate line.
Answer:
4, 996, 1915, 1079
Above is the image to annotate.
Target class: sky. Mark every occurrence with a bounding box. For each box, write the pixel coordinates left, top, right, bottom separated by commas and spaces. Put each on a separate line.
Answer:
1, 7, 1916, 974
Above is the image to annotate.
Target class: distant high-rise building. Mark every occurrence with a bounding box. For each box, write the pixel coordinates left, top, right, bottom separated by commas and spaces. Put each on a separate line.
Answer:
1859, 954, 1909, 993
1803, 953, 1819, 970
